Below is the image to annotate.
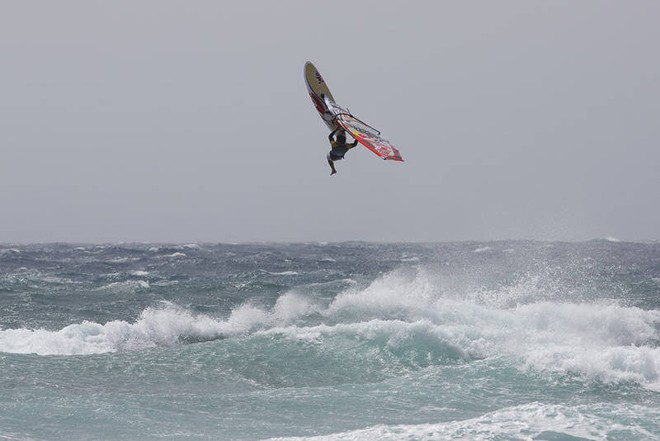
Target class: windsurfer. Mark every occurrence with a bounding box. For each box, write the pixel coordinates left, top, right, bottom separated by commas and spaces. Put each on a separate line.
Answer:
326, 128, 358, 175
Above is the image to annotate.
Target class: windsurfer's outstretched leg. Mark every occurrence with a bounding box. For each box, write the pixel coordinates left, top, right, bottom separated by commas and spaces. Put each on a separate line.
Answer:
327, 154, 337, 176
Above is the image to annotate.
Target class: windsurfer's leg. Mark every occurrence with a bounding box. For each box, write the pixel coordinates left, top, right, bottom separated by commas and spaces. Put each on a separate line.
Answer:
327, 154, 337, 175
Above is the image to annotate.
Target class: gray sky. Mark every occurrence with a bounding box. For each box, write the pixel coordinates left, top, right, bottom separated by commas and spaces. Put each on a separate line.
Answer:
1, 1, 658, 243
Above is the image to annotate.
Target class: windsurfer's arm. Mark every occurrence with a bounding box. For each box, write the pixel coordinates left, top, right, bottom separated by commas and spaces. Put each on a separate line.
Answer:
328, 128, 338, 142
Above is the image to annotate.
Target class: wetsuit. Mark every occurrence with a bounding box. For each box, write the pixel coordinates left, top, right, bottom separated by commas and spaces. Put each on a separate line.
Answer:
328, 129, 358, 160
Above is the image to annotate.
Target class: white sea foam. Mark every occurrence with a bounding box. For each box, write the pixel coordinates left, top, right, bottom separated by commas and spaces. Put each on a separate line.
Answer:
287, 268, 660, 390
272, 292, 319, 323
106, 257, 140, 263
327, 268, 435, 318
510, 302, 660, 389
1, 269, 74, 287
267, 402, 660, 441
164, 252, 186, 258
129, 270, 150, 277
260, 270, 300, 276
400, 256, 420, 262
3, 267, 659, 391
0, 431, 32, 441
220, 268, 660, 389
98, 280, 150, 294
180, 243, 201, 250
0, 304, 236, 355
0, 293, 320, 356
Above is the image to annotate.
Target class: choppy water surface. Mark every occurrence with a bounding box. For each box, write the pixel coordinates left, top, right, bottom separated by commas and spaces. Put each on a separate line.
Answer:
1, 241, 659, 440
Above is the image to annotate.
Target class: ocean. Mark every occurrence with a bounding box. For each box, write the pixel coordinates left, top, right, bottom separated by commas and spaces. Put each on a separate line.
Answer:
0, 241, 658, 440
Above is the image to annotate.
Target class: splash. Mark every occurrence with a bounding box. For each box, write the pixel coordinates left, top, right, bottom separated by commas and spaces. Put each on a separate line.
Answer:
2, 266, 659, 391
0, 303, 228, 355
0, 293, 316, 356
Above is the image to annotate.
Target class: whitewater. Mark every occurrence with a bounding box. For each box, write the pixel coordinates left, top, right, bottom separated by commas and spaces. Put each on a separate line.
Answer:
0, 241, 658, 440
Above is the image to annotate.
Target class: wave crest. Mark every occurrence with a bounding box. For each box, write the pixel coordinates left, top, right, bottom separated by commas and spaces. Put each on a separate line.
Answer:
2, 267, 659, 391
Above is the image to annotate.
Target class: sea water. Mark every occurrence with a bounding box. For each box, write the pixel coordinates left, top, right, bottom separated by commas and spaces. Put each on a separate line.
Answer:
0, 241, 658, 440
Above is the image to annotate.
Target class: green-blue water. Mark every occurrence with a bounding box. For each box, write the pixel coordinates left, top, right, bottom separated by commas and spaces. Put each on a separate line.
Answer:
1, 241, 659, 440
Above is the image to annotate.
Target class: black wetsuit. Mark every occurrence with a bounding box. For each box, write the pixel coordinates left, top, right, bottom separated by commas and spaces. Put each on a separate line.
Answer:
328, 130, 358, 161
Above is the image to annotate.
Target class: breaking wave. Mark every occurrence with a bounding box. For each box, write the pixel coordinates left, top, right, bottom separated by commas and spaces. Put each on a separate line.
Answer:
1, 267, 658, 391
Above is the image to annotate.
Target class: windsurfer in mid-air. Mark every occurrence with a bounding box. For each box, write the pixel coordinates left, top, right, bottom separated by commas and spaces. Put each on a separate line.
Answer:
326, 128, 358, 175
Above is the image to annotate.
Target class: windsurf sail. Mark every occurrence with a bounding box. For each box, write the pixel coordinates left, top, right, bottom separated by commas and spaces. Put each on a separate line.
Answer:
322, 93, 403, 161
304, 61, 336, 131
304, 61, 404, 161
336, 114, 403, 161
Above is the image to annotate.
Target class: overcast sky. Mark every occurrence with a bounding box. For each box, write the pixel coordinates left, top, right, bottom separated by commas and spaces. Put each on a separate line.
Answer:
1, 1, 658, 243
